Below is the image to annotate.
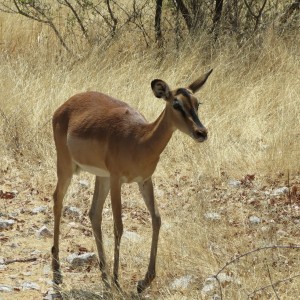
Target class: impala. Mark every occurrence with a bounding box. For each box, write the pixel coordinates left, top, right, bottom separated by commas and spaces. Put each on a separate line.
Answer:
51, 69, 213, 293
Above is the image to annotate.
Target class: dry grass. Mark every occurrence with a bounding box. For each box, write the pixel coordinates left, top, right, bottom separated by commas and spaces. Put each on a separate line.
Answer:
1, 12, 300, 300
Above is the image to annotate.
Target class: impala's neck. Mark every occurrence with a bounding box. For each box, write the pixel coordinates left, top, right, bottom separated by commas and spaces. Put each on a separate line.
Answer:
142, 106, 175, 158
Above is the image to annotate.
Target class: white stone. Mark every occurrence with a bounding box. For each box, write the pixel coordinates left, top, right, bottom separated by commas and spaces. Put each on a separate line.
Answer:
201, 282, 216, 294
170, 275, 193, 290
277, 229, 287, 237
201, 273, 238, 298
247, 198, 257, 205
272, 187, 289, 196
79, 179, 89, 188
162, 222, 172, 230
204, 212, 221, 221
201, 276, 218, 296
123, 230, 142, 242
43, 265, 51, 275
156, 189, 165, 197
249, 216, 261, 224
21, 272, 32, 276
0, 219, 14, 229
22, 281, 40, 290
0, 265, 7, 271
218, 273, 234, 283
9, 212, 19, 217
36, 226, 53, 238
64, 206, 81, 217
32, 206, 47, 214
67, 252, 97, 267
31, 249, 42, 255
10, 242, 19, 248
228, 180, 241, 188
0, 285, 12, 292
43, 289, 60, 300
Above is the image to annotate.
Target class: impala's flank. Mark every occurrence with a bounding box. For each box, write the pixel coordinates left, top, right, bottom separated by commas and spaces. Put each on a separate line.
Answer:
51, 69, 213, 293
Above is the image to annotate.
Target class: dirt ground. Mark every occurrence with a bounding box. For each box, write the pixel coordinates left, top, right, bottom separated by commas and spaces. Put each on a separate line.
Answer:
1, 161, 300, 299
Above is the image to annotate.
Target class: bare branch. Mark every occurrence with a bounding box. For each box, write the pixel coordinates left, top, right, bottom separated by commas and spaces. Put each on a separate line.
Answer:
215, 244, 300, 277
244, 0, 257, 18
12, 0, 48, 24
111, 0, 152, 46
214, 244, 300, 300
244, 0, 268, 31
0, 0, 71, 53
248, 274, 300, 299
59, 0, 90, 42
106, 0, 118, 36
278, 1, 300, 24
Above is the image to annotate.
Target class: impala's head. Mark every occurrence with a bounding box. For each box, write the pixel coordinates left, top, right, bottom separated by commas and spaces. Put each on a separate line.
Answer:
151, 69, 213, 142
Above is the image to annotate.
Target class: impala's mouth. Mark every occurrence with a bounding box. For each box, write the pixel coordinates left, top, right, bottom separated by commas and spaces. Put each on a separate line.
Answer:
193, 129, 207, 142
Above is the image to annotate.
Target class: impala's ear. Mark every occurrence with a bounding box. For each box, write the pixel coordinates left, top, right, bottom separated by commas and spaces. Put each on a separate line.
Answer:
151, 79, 171, 100
188, 69, 213, 93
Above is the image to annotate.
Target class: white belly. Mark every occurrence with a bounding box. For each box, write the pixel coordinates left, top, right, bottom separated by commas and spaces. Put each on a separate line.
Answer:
76, 163, 110, 177
75, 163, 145, 183
121, 176, 143, 183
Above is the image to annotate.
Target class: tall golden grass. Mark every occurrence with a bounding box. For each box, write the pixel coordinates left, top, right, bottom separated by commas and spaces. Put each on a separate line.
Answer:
1, 12, 299, 178
1, 11, 300, 300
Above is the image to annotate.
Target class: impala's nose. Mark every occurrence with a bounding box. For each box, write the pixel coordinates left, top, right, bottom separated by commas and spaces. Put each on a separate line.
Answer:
194, 127, 207, 142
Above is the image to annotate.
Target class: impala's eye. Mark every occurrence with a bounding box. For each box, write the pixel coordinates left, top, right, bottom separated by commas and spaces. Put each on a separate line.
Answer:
173, 100, 182, 110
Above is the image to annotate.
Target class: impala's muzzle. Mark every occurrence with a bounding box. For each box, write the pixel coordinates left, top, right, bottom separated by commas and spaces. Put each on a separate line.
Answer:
193, 127, 208, 142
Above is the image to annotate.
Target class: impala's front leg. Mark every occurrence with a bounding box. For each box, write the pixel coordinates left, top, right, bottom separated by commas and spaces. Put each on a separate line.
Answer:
89, 176, 110, 288
137, 178, 161, 293
110, 177, 123, 289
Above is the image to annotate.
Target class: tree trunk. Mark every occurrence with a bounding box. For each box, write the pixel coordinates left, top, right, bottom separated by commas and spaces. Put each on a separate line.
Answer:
155, 0, 163, 47
212, 0, 223, 39
173, 0, 192, 32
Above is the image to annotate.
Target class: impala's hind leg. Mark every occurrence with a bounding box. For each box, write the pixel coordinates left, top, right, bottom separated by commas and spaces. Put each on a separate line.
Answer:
89, 176, 110, 288
52, 146, 75, 285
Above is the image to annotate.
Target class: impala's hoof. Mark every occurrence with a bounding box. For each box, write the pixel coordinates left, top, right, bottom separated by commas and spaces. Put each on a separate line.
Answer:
113, 279, 122, 292
137, 280, 146, 294
53, 271, 63, 285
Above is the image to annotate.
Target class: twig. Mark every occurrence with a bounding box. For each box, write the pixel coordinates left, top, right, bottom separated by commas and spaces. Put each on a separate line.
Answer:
60, 0, 90, 42
213, 244, 300, 300
24, 117, 52, 144
248, 274, 300, 299
287, 170, 292, 206
215, 245, 300, 277
265, 261, 280, 300
3, 257, 37, 265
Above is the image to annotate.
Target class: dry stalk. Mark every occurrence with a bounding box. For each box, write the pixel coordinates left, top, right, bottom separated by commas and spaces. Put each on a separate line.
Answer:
265, 261, 280, 300
248, 274, 300, 299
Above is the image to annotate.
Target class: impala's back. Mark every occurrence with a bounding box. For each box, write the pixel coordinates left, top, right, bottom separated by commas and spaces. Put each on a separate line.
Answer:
52, 91, 150, 181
